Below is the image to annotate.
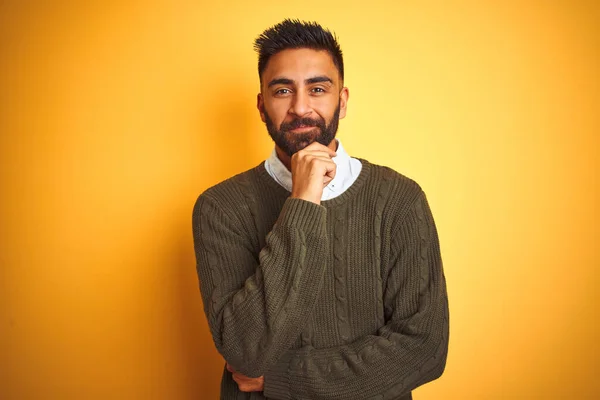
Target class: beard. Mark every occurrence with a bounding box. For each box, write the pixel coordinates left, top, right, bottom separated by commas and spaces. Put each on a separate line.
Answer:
263, 102, 341, 157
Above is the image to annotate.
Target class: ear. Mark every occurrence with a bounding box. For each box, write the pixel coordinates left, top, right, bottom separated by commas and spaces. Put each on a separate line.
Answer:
257, 93, 266, 123
339, 87, 349, 119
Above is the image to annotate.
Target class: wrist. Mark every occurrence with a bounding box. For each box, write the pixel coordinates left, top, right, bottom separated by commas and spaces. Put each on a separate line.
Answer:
290, 191, 321, 205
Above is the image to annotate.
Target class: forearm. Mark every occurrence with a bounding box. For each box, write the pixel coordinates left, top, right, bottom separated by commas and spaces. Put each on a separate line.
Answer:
194, 195, 330, 377
263, 295, 448, 399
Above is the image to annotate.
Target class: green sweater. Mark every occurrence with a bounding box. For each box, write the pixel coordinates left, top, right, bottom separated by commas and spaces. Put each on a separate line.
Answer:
192, 159, 449, 400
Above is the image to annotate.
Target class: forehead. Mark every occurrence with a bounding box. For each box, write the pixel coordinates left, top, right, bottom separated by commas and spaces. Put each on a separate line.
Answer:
262, 48, 339, 84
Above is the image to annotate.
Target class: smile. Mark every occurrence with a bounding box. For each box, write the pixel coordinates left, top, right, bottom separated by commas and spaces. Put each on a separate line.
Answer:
289, 125, 317, 133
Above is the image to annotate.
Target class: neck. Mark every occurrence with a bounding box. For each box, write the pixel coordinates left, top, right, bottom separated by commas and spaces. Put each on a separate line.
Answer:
276, 139, 339, 171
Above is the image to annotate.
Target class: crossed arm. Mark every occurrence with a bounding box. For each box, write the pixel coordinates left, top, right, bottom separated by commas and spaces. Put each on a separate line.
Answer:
192, 190, 449, 399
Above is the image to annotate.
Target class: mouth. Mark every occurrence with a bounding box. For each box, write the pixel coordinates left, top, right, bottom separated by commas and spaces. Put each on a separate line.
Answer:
289, 125, 317, 133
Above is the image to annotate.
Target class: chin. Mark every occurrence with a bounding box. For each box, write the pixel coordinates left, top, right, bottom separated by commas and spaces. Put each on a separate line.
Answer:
295, 140, 313, 151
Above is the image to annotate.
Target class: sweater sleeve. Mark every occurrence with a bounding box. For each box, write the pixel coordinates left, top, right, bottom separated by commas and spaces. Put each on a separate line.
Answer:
263, 190, 449, 400
192, 194, 329, 378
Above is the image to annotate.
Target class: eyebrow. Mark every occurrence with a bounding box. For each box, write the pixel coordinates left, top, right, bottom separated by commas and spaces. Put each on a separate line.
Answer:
267, 75, 333, 87
306, 76, 333, 85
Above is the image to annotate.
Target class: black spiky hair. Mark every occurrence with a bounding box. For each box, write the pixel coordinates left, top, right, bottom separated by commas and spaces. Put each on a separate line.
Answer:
254, 19, 344, 83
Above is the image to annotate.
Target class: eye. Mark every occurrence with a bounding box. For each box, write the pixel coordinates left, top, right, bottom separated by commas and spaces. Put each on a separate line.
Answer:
275, 88, 291, 95
311, 87, 326, 93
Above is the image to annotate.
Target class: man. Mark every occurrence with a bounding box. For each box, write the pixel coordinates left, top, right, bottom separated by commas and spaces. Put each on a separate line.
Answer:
192, 19, 449, 400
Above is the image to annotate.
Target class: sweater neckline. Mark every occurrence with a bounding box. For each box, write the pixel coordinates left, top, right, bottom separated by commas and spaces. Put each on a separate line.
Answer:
255, 157, 372, 208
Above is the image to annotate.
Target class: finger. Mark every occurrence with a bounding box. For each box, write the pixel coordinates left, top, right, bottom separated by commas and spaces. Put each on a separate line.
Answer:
296, 152, 335, 164
226, 363, 235, 373
302, 150, 336, 159
232, 372, 248, 382
313, 159, 336, 177
232, 374, 251, 386
233, 373, 262, 382
238, 383, 254, 392
303, 155, 337, 166
232, 375, 259, 392
325, 168, 336, 183
236, 381, 262, 392
233, 372, 256, 383
325, 161, 337, 175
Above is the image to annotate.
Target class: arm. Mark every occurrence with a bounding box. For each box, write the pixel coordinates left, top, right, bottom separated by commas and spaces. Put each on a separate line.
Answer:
192, 194, 329, 378
263, 190, 449, 400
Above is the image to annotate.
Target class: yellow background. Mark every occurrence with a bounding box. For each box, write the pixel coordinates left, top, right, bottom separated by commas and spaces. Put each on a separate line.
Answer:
1, 1, 598, 399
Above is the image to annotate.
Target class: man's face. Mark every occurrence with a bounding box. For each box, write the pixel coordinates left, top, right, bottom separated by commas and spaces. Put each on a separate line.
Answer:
257, 48, 349, 156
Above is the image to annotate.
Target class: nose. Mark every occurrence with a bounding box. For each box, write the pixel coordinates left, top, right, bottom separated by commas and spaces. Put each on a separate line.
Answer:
289, 90, 311, 117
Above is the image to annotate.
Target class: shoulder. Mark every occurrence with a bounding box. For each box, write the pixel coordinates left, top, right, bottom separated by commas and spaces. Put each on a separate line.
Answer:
358, 158, 429, 224
361, 158, 424, 200
193, 164, 262, 218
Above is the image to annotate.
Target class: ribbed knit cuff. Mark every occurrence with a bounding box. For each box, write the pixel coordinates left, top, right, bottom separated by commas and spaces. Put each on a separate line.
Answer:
263, 352, 293, 400
278, 197, 327, 235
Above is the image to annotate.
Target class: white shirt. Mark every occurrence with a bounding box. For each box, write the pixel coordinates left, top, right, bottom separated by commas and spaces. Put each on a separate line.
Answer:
264, 140, 363, 201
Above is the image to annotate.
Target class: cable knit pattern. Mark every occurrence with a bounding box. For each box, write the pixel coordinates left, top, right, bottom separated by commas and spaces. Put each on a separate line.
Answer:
192, 159, 449, 400
332, 206, 350, 342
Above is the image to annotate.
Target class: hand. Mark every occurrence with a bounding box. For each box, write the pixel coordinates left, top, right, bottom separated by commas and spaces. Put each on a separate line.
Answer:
226, 363, 264, 392
290, 142, 337, 205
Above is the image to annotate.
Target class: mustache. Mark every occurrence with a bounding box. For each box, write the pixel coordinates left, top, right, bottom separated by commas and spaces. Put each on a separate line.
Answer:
280, 117, 325, 131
